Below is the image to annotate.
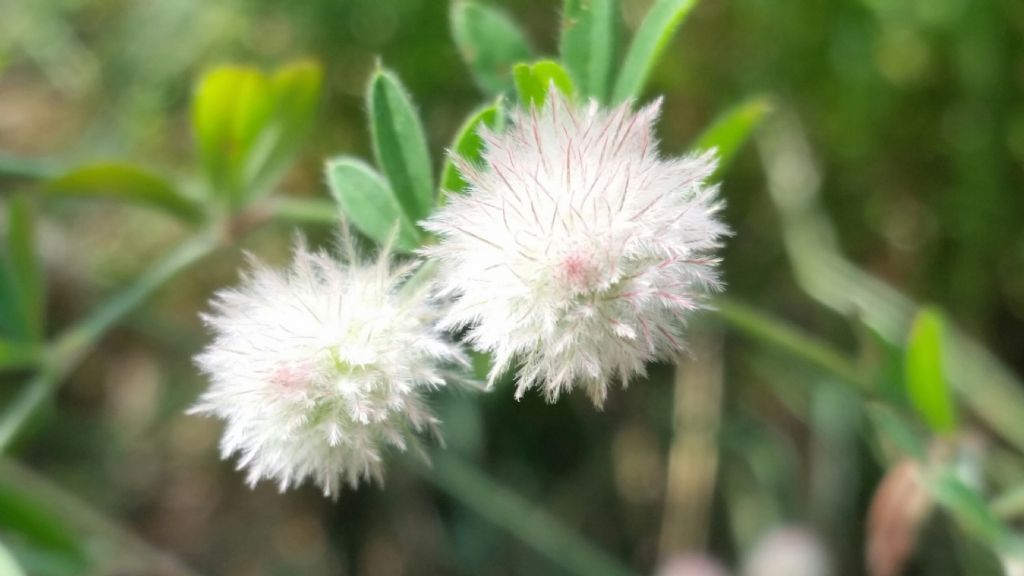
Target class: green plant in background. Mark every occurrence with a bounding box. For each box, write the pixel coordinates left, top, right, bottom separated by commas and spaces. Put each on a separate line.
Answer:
0, 1, 1023, 575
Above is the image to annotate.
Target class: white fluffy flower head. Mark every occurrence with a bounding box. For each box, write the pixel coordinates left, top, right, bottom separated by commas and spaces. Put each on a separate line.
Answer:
424, 89, 729, 406
191, 240, 466, 496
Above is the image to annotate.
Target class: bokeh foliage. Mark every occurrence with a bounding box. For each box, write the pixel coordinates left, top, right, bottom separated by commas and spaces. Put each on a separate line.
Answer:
0, 0, 1023, 575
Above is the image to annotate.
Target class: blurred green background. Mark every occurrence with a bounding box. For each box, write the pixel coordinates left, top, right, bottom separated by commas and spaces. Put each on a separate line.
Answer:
1, 0, 1023, 574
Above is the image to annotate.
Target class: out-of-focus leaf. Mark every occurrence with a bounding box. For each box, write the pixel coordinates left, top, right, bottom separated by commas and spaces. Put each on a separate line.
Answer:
0, 273, 16, 341
759, 116, 1024, 455
440, 101, 505, 199
612, 0, 698, 103
693, 97, 771, 177
512, 60, 575, 107
0, 197, 43, 341
368, 68, 434, 222
929, 472, 1024, 558
248, 60, 322, 195
45, 163, 201, 223
193, 65, 272, 203
0, 541, 26, 576
451, 1, 533, 96
867, 405, 927, 462
905, 308, 958, 434
326, 157, 421, 252
0, 339, 39, 372
561, 0, 617, 102
192, 61, 321, 206
0, 482, 85, 568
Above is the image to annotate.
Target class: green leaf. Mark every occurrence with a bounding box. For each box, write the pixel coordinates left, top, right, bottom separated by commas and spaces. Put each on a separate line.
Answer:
512, 60, 576, 107
192, 61, 321, 206
368, 68, 435, 222
0, 197, 44, 341
0, 541, 26, 576
611, 0, 698, 103
929, 471, 1024, 557
866, 405, 927, 462
0, 339, 40, 371
45, 163, 201, 222
0, 482, 85, 569
561, 0, 618, 102
693, 97, 771, 177
905, 308, 958, 434
248, 60, 323, 196
193, 65, 273, 203
326, 157, 421, 252
440, 101, 505, 200
451, 1, 533, 96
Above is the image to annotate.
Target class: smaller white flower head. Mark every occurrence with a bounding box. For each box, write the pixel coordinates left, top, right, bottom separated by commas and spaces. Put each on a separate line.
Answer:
191, 238, 466, 497
424, 89, 729, 406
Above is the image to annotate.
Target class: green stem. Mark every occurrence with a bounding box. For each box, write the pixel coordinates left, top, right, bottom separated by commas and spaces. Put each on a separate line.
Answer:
0, 368, 60, 452
0, 154, 60, 181
0, 458, 203, 576
410, 452, 639, 576
0, 230, 221, 453
992, 484, 1024, 521
264, 196, 338, 225
714, 295, 867, 390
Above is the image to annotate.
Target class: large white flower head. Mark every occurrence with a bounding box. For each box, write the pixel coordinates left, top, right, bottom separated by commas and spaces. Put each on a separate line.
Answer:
191, 238, 466, 497
424, 89, 729, 406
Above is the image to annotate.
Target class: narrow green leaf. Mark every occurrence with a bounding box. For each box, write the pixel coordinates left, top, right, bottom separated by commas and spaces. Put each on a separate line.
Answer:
905, 308, 958, 434
513, 60, 576, 107
3, 197, 44, 341
561, 0, 618, 102
611, 0, 698, 103
0, 482, 85, 567
929, 471, 1024, 557
326, 157, 421, 252
693, 97, 771, 177
0, 339, 40, 371
451, 1, 534, 96
866, 405, 927, 461
0, 541, 26, 576
440, 101, 505, 200
0, 272, 18, 340
45, 163, 201, 222
368, 68, 435, 222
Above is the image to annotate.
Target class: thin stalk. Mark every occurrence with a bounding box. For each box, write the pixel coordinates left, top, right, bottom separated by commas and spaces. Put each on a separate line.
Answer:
992, 485, 1024, 521
0, 230, 221, 453
659, 329, 724, 557
410, 451, 639, 576
0, 458, 203, 576
715, 295, 867, 390
0, 368, 61, 451
265, 196, 338, 226
0, 154, 60, 181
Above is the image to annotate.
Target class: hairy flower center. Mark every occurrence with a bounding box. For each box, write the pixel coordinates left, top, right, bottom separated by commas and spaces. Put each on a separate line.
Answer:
558, 251, 602, 292
271, 361, 315, 393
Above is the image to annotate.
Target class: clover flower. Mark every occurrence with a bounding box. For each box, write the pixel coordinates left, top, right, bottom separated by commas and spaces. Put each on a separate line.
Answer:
424, 89, 729, 406
190, 240, 466, 496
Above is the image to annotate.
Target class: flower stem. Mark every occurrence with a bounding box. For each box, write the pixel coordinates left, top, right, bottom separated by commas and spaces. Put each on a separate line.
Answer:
0, 154, 60, 181
992, 484, 1024, 521
264, 196, 338, 225
410, 451, 640, 576
0, 230, 221, 453
0, 458, 204, 576
715, 295, 868, 390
